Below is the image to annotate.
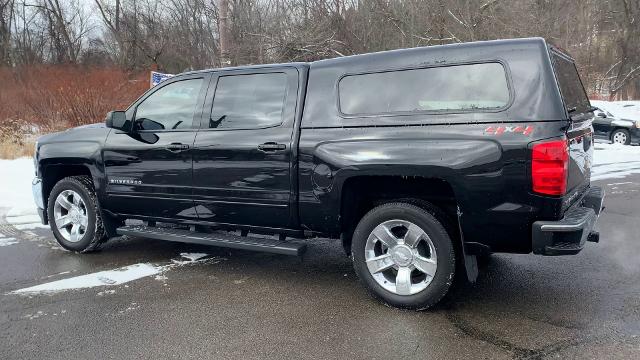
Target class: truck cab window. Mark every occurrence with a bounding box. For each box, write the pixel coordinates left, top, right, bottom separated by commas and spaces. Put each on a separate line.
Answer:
209, 73, 287, 129
135, 78, 203, 131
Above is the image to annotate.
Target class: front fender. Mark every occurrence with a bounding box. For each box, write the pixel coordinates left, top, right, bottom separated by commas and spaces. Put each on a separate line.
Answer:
36, 127, 111, 203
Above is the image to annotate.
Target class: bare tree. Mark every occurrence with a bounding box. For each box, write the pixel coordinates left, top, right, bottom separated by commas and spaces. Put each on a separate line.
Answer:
27, 0, 91, 63
0, 0, 14, 66
217, 0, 230, 66
0, 0, 638, 98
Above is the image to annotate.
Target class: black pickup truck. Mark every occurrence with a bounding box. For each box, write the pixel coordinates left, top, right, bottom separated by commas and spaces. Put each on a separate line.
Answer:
32, 38, 604, 309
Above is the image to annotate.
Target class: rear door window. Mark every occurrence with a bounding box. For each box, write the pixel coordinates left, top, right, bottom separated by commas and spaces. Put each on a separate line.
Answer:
338, 63, 510, 116
550, 53, 591, 114
209, 73, 288, 129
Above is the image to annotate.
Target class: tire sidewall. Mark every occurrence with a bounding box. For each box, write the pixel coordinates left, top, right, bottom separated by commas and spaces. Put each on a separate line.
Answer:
47, 178, 98, 252
611, 129, 630, 145
352, 203, 455, 309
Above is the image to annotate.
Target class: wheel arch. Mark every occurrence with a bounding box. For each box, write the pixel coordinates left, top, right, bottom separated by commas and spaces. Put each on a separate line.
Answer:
339, 175, 459, 250
338, 175, 481, 282
41, 161, 94, 209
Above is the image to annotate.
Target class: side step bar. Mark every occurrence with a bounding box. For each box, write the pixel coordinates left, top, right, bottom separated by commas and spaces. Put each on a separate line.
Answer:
116, 225, 307, 256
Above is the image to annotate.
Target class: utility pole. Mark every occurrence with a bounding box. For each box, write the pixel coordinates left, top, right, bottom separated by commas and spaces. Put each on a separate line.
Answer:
218, 0, 231, 67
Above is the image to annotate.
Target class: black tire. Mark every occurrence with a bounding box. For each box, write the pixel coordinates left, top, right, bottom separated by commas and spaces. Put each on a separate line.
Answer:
47, 176, 108, 253
351, 202, 456, 310
611, 129, 631, 145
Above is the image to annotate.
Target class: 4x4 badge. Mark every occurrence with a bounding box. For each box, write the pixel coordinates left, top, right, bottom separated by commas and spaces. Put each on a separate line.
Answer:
484, 125, 534, 136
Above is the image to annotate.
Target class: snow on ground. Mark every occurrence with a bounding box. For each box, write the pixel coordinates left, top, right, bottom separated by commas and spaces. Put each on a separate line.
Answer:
0, 237, 18, 247
0, 157, 44, 229
591, 100, 640, 120
8, 253, 224, 295
592, 143, 640, 181
10, 263, 161, 295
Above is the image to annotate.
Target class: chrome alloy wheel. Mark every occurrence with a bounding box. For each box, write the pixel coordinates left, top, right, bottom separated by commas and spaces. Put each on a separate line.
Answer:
53, 190, 88, 242
612, 131, 628, 144
364, 219, 437, 296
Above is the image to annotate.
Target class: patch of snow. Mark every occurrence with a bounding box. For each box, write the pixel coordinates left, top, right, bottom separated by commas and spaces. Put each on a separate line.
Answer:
179, 252, 208, 261
9, 263, 161, 295
43, 270, 72, 279
11, 222, 49, 231
592, 100, 640, 120
97, 289, 116, 296
0, 237, 18, 247
9, 253, 226, 295
0, 158, 46, 231
5, 204, 47, 230
592, 143, 640, 181
24, 311, 47, 320
118, 302, 139, 314
0, 158, 38, 216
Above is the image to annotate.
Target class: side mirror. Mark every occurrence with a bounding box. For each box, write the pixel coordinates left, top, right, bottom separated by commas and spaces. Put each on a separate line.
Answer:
105, 111, 129, 131
597, 113, 607, 118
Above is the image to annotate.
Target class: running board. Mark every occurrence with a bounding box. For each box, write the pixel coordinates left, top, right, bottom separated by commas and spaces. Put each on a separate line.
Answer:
116, 225, 306, 256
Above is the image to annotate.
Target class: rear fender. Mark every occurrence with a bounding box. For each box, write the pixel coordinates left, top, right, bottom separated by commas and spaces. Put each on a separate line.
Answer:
315, 138, 503, 213
307, 138, 502, 280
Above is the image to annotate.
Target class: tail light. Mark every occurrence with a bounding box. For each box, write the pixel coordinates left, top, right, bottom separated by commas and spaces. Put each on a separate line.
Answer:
532, 139, 568, 196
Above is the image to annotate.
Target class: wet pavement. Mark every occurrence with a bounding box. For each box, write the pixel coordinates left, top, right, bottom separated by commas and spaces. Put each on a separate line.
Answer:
1, 177, 639, 359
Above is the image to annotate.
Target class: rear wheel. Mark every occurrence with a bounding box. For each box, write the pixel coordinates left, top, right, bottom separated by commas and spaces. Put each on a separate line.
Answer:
351, 202, 455, 310
47, 176, 107, 252
611, 129, 631, 145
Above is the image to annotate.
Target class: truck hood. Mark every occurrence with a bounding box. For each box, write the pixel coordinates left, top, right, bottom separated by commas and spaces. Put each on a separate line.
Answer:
37, 122, 109, 145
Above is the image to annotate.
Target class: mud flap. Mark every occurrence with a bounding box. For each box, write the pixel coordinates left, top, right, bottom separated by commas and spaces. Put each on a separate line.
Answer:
457, 206, 479, 283
100, 209, 122, 238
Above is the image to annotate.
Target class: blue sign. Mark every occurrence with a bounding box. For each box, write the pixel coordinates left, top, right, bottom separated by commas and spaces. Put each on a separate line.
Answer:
150, 71, 174, 87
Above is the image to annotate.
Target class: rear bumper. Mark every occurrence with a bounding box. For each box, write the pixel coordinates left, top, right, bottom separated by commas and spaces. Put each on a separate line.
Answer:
532, 186, 604, 255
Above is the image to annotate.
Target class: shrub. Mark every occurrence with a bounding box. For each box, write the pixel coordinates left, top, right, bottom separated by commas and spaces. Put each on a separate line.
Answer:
0, 65, 148, 134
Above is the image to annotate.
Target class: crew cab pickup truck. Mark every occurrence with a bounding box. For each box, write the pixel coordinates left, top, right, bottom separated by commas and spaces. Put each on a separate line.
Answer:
32, 38, 604, 309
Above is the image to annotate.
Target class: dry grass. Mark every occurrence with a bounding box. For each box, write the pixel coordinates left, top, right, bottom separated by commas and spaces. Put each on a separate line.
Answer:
0, 141, 34, 160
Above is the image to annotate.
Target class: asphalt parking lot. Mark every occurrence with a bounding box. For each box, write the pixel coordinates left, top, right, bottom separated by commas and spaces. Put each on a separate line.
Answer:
1, 176, 639, 360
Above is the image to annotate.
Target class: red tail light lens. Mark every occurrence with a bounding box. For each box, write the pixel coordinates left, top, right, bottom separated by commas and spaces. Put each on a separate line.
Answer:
532, 139, 568, 196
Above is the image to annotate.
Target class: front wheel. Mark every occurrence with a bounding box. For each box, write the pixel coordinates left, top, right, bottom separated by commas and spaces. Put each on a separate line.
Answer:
47, 176, 108, 252
351, 202, 455, 310
611, 129, 631, 145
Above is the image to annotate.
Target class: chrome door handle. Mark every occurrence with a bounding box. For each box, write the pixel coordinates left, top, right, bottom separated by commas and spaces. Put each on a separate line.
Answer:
258, 142, 286, 151
166, 143, 190, 152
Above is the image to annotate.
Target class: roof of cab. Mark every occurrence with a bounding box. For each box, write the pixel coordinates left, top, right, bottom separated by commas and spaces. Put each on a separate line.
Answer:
180, 62, 309, 77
